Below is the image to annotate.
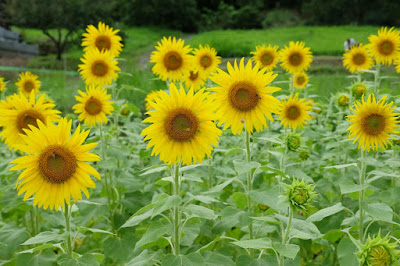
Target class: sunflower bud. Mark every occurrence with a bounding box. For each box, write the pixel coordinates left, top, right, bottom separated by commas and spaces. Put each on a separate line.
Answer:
286, 179, 317, 212
336, 93, 350, 108
298, 149, 310, 160
357, 233, 400, 266
259, 204, 270, 211
120, 104, 130, 116
350, 81, 367, 98
286, 133, 302, 152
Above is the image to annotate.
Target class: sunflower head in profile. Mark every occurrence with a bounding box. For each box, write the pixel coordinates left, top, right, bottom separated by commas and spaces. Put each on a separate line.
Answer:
368, 27, 400, 66
145, 90, 163, 111
78, 49, 120, 88
183, 68, 208, 92
0, 77, 6, 92
277, 93, 312, 130
251, 44, 279, 72
15, 71, 41, 97
357, 233, 400, 266
150, 36, 192, 82
343, 44, 374, 73
350, 81, 368, 98
293, 72, 309, 88
0, 92, 60, 151
280, 41, 313, 74
347, 94, 398, 152
192, 44, 221, 74
141, 84, 222, 166
73, 85, 114, 127
82, 21, 123, 58
10, 118, 101, 211
209, 58, 281, 135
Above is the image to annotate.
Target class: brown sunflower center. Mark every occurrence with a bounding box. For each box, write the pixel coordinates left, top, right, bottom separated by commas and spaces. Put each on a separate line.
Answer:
189, 71, 199, 81
164, 51, 182, 71
95, 36, 111, 51
296, 76, 306, 85
164, 108, 198, 141
261, 52, 274, 65
17, 110, 45, 134
378, 40, 394, 55
286, 105, 301, 120
200, 55, 212, 68
367, 245, 391, 265
91, 60, 109, 77
228, 81, 260, 111
289, 52, 303, 66
353, 53, 366, 65
362, 113, 386, 136
38, 145, 77, 184
24, 81, 34, 92
85, 97, 103, 115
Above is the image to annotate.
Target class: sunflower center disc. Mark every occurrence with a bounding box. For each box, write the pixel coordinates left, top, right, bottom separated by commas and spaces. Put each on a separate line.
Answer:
289, 52, 302, 66
228, 82, 259, 111
24, 81, 34, 92
200, 55, 212, 68
85, 97, 103, 115
39, 145, 77, 183
293, 188, 308, 205
17, 110, 45, 134
164, 51, 182, 71
297, 77, 305, 85
286, 105, 301, 120
367, 246, 391, 265
363, 113, 385, 135
379, 40, 394, 55
261, 52, 273, 65
95, 36, 111, 51
353, 53, 366, 65
165, 108, 198, 141
189, 71, 199, 81
92, 60, 109, 77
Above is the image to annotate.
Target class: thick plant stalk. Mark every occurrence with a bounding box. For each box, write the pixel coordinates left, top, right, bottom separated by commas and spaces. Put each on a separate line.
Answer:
64, 204, 73, 255
279, 206, 293, 266
358, 150, 367, 243
173, 163, 181, 255
245, 130, 254, 242
374, 64, 380, 96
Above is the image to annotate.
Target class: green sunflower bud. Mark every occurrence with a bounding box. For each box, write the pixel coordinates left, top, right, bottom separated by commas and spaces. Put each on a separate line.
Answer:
336, 93, 350, 108
298, 149, 310, 160
350, 81, 368, 98
120, 104, 130, 116
286, 179, 317, 212
259, 204, 270, 211
286, 133, 302, 152
358, 233, 400, 266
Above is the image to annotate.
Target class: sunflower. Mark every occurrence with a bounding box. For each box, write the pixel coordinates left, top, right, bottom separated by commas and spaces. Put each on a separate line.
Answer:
336, 93, 350, 108
82, 21, 123, 58
145, 90, 163, 111
0, 77, 6, 92
209, 58, 281, 135
293, 72, 309, 88
73, 85, 114, 127
15, 71, 41, 97
0, 92, 60, 151
192, 44, 221, 74
368, 27, 400, 65
141, 83, 221, 166
10, 118, 101, 211
78, 49, 120, 87
343, 44, 374, 73
150, 36, 192, 82
347, 94, 398, 152
183, 68, 208, 92
280, 41, 313, 74
251, 44, 279, 72
277, 93, 312, 130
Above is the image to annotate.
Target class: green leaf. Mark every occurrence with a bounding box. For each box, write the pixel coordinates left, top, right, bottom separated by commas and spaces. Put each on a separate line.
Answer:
324, 163, 357, 169
77, 227, 115, 235
202, 252, 234, 266
18, 243, 62, 254
140, 165, 168, 176
306, 203, 345, 222
362, 202, 393, 222
0, 223, 29, 259
15, 249, 57, 266
126, 250, 162, 266
337, 237, 359, 266
254, 136, 283, 145
212, 206, 244, 234
187, 193, 218, 204
275, 214, 321, 240
348, 189, 374, 200
120, 202, 156, 228
273, 243, 300, 260
232, 192, 247, 209
161, 253, 206, 266
181, 204, 217, 220
249, 188, 288, 213
339, 182, 369, 194
152, 195, 181, 218
57, 254, 100, 266
202, 179, 233, 195
259, 166, 286, 178
136, 221, 172, 248
323, 229, 345, 242
21, 231, 67, 246
181, 218, 201, 246
233, 160, 261, 176
231, 238, 272, 249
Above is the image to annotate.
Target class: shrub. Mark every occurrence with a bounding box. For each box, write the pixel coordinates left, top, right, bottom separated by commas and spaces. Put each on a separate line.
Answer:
262, 9, 303, 28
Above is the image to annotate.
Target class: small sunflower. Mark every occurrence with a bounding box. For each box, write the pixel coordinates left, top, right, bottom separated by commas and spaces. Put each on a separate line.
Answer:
358, 233, 400, 266
73, 85, 114, 127
150, 36, 192, 82
293, 72, 309, 88
209, 58, 281, 135
0, 77, 6, 92
141, 83, 222, 166
78, 49, 120, 87
183, 69, 208, 92
0, 92, 60, 151
145, 90, 163, 111
251, 44, 279, 72
277, 93, 312, 130
336, 93, 350, 108
347, 94, 398, 152
368, 27, 400, 66
280, 41, 313, 74
343, 44, 374, 73
10, 118, 101, 211
82, 21, 123, 58
350, 81, 368, 98
192, 44, 221, 74
15, 71, 41, 97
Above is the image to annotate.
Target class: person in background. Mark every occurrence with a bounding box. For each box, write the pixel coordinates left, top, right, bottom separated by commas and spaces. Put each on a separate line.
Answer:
344, 38, 356, 51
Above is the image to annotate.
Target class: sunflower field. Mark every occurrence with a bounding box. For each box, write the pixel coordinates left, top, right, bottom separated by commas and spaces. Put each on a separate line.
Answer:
1, 22, 400, 266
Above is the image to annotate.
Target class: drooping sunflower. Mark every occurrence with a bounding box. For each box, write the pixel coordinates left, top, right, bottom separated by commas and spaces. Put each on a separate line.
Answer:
10, 118, 101, 211
251, 44, 279, 72
293, 72, 309, 88
82, 21, 123, 58
145, 90, 163, 111
368, 27, 400, 65
280, 41, 313, 74
0, 77, 6, 92
15, 71, 41, 97
78, 49, 120, 87
343, 44, 374, 73
72, 85, 114, 127
150, 36, 192, 82
209, 58, 281, 135
0, 92, 60, 151
192, 44, 221, 74
141, 83, 222, 166
347, 94, 398, 152
183, 69, 208, 92
277, 93, 312, 130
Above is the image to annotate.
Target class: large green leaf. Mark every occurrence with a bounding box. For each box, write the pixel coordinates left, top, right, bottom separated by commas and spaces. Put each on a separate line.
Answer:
272, 243, 300, 260
161, 253, 206, 266
231, 238, 272, 249
181, 204, 217, 220
152, 195, 181, 218
337, 237, 359, 266
135, 221, 172, 248
362, 202, 393, 222
57, 254, 100, 266
306, 203, 345, 222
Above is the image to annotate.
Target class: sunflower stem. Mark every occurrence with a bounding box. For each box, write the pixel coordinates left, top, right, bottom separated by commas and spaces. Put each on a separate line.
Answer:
279, 205, 293, 266
374, 63, 381, 96
35, 206, 40, 236
208, 156, 213, 189
359, 149, 367, 243
289, 74, 294, 94
279, 129, 288, 193
173, 163, 181, 255
64, 204, 73, 256
245, 130, 255, 257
